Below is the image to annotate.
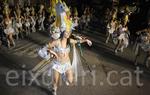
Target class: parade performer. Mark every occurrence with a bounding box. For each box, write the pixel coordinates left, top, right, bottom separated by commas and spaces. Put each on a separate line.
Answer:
47, 29, 92, 95
45, 1, 92, 95
37, 4, 45, 31
4, 6, 15, 48
105, 19, 117, 44
134, 28, 150, 67
13, 4, 23, 39
73, 7, 79, 28
115, 25, 129, 53
30, 7, 36, 33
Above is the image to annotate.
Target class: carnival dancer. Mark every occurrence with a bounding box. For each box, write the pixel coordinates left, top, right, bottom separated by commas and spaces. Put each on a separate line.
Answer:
24, 16, 31, 37
134, 28, 150, 68
37, 14, 45, 31
30, 7, 36, 33
14, 4, 23, 39
79, 14, 86, 31
25, 5, 30, 17
105, 19, 117, 43
15, 16, 23, 39
46, 1, 92, 95
72, 8, 79, 29
37, 4, 45, 31
47, 30, 92, 95
115, 25, 129, 53
85, 7, 91, 28
4, 14, 15, 48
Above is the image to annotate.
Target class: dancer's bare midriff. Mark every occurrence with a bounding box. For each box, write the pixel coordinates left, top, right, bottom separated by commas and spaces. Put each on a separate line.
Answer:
55, 52, 70, 64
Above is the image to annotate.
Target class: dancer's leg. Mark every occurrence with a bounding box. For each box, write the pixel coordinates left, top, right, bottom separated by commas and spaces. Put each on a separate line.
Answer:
52, 70, 60, 95
9, 34, 15, 47
134, 46, 141, 66
105, 32, 110, 43
115, 39, 122, 53
66, 68, 73, 86
145, 51, 150, 68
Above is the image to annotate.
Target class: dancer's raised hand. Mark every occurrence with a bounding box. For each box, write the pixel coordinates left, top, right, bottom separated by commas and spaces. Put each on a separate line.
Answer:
86, 39, 92, 46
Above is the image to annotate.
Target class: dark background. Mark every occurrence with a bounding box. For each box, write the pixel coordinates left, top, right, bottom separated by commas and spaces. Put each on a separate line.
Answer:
0, 0, 150, 34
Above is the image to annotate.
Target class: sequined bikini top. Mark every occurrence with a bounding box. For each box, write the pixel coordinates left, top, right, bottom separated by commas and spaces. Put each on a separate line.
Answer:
53, 45, 70, 54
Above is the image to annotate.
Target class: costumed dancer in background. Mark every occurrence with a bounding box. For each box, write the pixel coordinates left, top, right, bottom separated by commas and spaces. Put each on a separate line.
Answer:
14, 4, 23, 39
105, 19, 117, 44
134, 28, 150, 67
24, 15, 31, 37
85, 7, 91, 28
72, 7, 79, 29
115, 25, 129, 53
3, 3, 15, 48
37, 4, 45, 31
79, 13, 86, 31
30, 6, 36, 33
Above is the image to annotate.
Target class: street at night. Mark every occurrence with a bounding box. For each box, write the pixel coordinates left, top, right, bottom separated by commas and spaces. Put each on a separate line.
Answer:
0, 0, 150, 95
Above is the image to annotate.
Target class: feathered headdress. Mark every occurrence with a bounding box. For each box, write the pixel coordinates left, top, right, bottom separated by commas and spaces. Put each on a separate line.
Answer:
50, 0, 59, 16
54, 0, 74, 32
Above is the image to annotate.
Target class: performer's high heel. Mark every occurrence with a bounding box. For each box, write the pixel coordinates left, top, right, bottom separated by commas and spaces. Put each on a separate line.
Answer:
52, 90, 57, 95
48, 85, 57, 95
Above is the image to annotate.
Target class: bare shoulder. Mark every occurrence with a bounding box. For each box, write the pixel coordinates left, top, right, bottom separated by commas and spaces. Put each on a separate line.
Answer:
70, 38, 77, 44
48, 39, 59, 48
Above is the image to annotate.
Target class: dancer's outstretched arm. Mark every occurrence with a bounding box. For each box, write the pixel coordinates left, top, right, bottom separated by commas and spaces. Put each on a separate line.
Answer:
70, 38, 92, 46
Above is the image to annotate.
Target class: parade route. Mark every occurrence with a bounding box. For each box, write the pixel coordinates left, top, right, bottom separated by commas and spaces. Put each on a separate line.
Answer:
0, 30, 150, 95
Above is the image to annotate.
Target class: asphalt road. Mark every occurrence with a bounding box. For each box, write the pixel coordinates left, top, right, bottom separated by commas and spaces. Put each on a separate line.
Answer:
0, 21, 150, 95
